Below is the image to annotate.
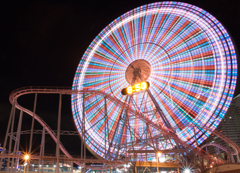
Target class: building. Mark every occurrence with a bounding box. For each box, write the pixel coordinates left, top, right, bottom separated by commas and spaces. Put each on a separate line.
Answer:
203, 96, 240, 161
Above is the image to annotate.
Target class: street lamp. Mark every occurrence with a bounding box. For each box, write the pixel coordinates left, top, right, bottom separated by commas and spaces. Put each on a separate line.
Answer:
184, 169, 190, 173
157, 152, 162, 173
23, 154, 30, 173
23, 162, 27, 173
24, 155, 29, 161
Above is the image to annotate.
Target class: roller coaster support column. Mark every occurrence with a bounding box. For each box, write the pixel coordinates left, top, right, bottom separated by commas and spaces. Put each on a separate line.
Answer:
38, 126, 45, 173
83, 93, 86, 173
81, 94, 84, 160
227, 142, 234, 163
27, 93, 37, 173
56, 94, 62, 173
14, 110, 23, 173
0, 99, 15, 171
7, 99, 16, 173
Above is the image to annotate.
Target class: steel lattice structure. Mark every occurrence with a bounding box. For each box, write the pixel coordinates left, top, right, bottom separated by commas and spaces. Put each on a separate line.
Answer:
71, 1, 237, 161
3, 86, 239, 171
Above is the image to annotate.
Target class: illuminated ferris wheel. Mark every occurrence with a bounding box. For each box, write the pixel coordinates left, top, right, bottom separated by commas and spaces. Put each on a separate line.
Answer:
71, 1, 237, 160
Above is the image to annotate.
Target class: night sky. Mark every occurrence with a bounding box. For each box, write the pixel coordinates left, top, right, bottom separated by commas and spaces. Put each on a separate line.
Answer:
0, 0, 240, 157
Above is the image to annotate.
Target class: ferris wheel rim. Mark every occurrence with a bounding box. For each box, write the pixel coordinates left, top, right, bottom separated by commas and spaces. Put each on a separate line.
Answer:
72, 1, 237, 160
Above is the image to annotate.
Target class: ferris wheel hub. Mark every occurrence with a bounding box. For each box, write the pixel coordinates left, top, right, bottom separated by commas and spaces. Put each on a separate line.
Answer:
125, 59, 151, 85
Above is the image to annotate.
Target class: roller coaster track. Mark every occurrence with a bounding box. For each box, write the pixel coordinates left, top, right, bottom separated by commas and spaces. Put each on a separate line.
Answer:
200, 143, 238, 155
8, 86, 240, 167
185, 124, 240, 156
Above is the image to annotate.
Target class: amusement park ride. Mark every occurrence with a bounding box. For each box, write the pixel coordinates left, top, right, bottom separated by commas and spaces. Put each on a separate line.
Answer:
0, 1, 239, 173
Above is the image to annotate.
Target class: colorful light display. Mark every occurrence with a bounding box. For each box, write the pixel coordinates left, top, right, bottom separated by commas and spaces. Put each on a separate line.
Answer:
71, 2, 237, 160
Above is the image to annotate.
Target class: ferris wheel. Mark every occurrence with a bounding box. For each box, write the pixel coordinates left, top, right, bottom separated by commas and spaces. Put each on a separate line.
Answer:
71, 1, 237, 160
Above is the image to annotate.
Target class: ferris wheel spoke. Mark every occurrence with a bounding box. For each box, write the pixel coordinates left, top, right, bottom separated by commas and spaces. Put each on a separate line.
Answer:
157, 17, 182, 47
87, 115, 105, 132
116, 30, 133, 62
168, 27, 202, 51
151, 87, 192, 129
108, 33, 127, 54
151, 77, 204, 121
144, 14, 157, 42
161, 20, 191, 48
85, 98, 104, 117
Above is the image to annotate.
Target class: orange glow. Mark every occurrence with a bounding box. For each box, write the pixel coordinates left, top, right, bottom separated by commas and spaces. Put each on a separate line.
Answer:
24, 154, 30, 160
122, 81, 150, 95
141, 82, 147, 89
126, 82, 149, 94
127, 86, 132, 94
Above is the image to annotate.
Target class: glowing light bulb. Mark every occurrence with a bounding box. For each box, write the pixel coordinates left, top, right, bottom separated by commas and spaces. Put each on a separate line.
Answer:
24, 155, 29, 160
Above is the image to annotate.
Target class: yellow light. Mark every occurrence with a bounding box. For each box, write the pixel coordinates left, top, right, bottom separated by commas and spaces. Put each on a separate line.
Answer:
122, 81, 149, 95
157, 152, 161, 157
24, 154, 30, 160
127, 86, 132, 94
141, 82, 147, 89
135, 83, 141, 91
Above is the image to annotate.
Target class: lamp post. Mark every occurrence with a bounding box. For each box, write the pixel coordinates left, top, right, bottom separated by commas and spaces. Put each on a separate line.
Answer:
157, 152, 161, 173
23, 162, 27, 173
24, 155, 29, 173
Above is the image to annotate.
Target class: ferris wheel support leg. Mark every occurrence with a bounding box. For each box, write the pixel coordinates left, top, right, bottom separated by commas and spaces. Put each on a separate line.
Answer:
0, 99, 15, 171
126, 95, 138, 162
146, 90, 172, 130
14, 110, 23, 173
7, 100, 16, 173
27, 93, 37, 173
147, 90, 186, 160
104, 97, 112, 173
56, 94, 62, 173
115, 97, 129, 160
